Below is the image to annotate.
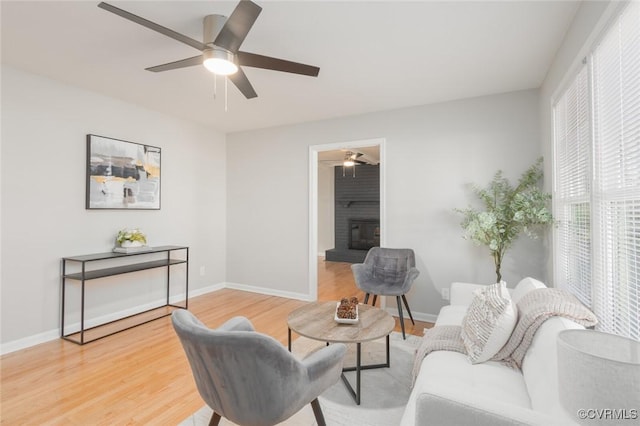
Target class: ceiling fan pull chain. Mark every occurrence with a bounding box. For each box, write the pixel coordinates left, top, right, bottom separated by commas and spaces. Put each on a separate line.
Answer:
213, 74, 217, 100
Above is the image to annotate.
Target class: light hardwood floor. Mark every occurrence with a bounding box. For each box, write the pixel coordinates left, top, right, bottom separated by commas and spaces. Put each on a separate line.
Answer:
0, 259, 431, 425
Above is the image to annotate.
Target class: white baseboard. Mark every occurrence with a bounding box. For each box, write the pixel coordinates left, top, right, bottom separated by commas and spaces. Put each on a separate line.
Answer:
189, 282, 226, 298
5, 283, 433, 355
0, 282, 226, 355
0, 329, 61, 356
385, 307, 438, 324
224, 282, 313, 302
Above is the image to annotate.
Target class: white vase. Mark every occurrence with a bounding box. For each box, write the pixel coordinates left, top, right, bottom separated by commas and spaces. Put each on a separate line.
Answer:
121, 240, 143, 248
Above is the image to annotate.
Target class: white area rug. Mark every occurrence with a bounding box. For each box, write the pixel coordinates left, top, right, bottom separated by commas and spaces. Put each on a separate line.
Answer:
179, 332, 421, 426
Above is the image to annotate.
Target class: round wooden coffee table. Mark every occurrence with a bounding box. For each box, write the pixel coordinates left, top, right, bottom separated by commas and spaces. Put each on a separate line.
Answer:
287, 301, 395, 405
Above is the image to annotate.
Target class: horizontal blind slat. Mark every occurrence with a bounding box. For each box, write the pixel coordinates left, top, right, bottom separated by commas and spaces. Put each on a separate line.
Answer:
591, 1, 640, 341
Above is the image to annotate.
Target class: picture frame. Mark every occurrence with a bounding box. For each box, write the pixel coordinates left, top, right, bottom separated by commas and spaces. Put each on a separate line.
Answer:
86, 134, 161, 210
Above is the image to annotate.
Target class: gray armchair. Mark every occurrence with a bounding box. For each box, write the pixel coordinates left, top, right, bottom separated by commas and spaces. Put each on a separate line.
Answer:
351, 247, 420, 339
171, 309, 346, 426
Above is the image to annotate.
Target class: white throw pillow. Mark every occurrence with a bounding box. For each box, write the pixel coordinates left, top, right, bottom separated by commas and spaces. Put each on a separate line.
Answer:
461, 281, 518, 364
510, 277, 547, 305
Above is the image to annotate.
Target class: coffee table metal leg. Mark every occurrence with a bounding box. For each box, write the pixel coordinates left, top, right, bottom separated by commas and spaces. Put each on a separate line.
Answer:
386, 334, 390, 367
340, 342, 362, 405
288, 327, 291, 352
356, 342, 361, 404
340, 339, 394, 405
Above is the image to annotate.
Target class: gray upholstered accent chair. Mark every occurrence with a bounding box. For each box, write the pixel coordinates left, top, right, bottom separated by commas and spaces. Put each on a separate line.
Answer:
351, 247, 420, 339
171, 309, 346, 426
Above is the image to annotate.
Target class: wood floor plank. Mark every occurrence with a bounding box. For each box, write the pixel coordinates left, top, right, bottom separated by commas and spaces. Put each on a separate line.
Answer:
0, 259, 432, 424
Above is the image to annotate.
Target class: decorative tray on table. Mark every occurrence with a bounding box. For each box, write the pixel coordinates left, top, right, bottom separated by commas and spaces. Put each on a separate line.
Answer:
334, 297, 359, 324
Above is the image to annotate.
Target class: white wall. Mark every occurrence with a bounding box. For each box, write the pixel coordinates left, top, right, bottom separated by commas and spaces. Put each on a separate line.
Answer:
227, 89, 543, 318
0, 66, 227, 351
5, 14, 593, 346
317, 163, 335, 255
539, 0, 613, 285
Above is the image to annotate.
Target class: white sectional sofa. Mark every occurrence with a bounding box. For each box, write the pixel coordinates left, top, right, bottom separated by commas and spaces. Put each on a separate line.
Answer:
400, 277, 583, 426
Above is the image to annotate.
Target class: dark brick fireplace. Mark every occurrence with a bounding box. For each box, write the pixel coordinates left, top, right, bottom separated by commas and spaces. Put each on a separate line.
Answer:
325, 164, 380, 263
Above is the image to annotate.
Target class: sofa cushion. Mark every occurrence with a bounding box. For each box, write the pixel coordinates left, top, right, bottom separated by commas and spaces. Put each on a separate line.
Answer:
511, 277, 546, 305
434, 305, 467, 326
521, 316, 584, 422
461, 282, 518, 363
401, 351, 532, 426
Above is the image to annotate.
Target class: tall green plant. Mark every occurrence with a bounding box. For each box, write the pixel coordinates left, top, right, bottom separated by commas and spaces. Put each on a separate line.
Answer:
456, 158, 553, 283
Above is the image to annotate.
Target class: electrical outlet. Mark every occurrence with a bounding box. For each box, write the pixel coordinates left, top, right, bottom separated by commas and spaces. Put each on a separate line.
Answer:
199, 266, 205, 276
441, 288, 450, 301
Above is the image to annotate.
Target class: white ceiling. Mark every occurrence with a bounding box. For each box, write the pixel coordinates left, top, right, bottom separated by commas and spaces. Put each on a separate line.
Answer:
1, 0, 580, 133
318, 146, 380, 165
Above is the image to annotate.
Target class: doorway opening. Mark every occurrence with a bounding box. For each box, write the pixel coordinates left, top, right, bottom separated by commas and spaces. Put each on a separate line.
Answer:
308, 138, 386, 300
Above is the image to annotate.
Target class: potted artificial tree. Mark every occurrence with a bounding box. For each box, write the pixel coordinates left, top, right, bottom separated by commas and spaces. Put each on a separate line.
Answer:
456, 158, 553, 283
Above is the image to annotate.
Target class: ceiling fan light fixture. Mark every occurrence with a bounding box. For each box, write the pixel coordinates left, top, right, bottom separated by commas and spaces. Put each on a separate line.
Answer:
203, 48, 238, 75
343, 151, 356, 167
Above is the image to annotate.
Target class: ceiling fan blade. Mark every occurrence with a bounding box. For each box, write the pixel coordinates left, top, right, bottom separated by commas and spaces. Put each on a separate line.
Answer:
228, 68, 257, 99
98, 2, 207, 52
145, 55, 203, 72
237, 51, 320, 77
213, 0, 262, 53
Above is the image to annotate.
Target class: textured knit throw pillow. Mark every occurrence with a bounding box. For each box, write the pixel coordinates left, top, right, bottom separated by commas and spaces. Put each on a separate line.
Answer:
461, 281, 517, 364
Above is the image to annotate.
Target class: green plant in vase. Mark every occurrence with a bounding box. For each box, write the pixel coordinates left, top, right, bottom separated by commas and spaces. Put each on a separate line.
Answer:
116, 228, 147, 247
456, 158, 553, 283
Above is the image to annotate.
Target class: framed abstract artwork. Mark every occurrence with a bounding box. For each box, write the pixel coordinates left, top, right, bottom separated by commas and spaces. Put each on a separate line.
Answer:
86, 134, 161, 210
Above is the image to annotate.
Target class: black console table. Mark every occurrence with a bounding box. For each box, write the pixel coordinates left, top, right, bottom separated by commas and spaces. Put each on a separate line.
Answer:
61, 245, 188, 345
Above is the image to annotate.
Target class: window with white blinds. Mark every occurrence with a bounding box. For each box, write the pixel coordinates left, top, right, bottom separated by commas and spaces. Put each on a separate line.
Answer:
553, 65, 592, 307
553, 1, 640, 341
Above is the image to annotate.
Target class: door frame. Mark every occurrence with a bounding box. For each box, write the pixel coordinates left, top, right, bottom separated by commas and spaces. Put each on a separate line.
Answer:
308, 138, 386, 300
